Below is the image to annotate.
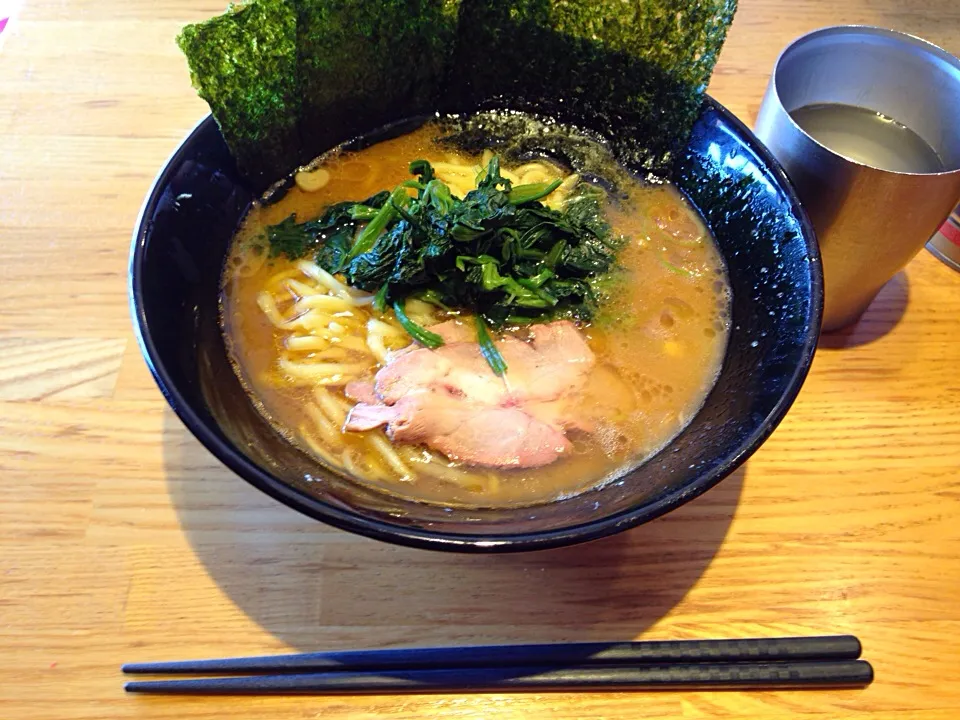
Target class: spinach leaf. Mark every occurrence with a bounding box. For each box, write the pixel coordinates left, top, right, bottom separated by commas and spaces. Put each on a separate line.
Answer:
263, 156, 626, 371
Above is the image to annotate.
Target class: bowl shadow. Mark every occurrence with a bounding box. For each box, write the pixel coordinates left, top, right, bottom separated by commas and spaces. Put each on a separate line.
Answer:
163, 409, 746, 651
818, 271, 910, 349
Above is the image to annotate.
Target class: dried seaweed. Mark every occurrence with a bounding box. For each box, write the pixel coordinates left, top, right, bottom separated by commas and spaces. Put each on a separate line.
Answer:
176, 0, 737, 187
296, 0, 459, 159
449, 0, 737, 173
176, 0, 301, 186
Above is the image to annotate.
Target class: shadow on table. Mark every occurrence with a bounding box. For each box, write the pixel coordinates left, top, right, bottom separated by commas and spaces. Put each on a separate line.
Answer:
818, 270, 910, 349
163, 409, 745, 651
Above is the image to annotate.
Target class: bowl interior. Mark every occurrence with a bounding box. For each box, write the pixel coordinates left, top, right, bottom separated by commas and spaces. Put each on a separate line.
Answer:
131, 99, 822, 552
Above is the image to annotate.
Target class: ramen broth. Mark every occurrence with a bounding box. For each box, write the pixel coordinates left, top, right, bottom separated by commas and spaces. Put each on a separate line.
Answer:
222, 124, 731, 507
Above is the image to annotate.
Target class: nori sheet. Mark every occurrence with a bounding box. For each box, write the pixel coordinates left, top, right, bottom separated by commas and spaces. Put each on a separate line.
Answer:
176, 0, 301, 186
297, 0, 460, 157
448, 0, 737, 173
176, 0, 736, 188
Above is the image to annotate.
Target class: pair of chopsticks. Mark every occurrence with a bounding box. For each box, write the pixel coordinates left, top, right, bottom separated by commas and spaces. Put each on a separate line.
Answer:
123, 635, 873, 694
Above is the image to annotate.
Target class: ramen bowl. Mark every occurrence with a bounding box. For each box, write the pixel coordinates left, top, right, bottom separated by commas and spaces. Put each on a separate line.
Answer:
130, 97, 822, 553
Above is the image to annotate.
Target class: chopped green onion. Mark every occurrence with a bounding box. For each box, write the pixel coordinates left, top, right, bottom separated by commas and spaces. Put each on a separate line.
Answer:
505, 314, 537, 325
373, 283, 389, 312
659, 257, 694, 277
507, 178, 562, 205
393, 300, 444, 349
475, 316, 507, 376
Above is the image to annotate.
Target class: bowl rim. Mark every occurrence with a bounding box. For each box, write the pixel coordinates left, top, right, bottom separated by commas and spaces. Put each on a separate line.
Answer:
129, 96, 823, 553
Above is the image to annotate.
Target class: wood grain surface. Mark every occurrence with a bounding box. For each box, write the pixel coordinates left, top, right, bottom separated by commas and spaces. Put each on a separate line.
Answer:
2, 1, 960, 718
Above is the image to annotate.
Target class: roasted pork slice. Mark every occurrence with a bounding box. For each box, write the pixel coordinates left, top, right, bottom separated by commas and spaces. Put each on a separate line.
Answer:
524, 398, 596, 434
375, 342, 506, 405
344, 379, 379, 405
376, 320, 594, 408
426, 319, 476, 344
498, 320, 595, 404
343, 320, 594, 469
529, 320, 594, 365
345, 391, 571, 468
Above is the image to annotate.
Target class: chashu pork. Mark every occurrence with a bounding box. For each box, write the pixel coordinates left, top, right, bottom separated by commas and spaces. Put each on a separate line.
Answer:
344, 320, 595, 469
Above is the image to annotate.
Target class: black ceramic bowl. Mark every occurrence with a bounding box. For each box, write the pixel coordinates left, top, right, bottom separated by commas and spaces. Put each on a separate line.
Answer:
130, 98, 822, 553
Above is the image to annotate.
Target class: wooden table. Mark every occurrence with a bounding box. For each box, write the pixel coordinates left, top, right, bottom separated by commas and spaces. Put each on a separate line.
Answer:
2, 1, 959, 718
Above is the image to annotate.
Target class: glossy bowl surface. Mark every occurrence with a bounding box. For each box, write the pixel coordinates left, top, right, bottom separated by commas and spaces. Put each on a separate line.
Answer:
130, 97, 822, 552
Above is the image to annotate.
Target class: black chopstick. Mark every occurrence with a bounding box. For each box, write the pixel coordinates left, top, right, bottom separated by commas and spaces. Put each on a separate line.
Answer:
122, 635, 861, 675
124, 660, 874, 694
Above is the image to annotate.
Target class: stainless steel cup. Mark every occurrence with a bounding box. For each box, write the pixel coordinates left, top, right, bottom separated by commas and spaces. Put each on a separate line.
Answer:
754, 26, 960, 332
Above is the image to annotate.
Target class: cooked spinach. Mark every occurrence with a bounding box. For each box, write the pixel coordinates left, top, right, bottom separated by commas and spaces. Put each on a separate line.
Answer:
264, 157, 624, 369
265, 189, 391, 260
268, 158, 621, 320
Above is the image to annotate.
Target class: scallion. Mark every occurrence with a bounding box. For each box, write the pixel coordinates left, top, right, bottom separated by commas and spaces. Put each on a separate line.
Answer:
475, 316, 507, 376
392, 300, 444, 349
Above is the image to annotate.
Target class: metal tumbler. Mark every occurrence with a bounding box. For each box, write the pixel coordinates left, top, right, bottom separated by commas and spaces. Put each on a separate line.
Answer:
754, 26, 960, 332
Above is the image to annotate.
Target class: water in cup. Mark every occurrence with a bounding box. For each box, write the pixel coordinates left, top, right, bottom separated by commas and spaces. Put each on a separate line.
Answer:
790, 103, 944, 174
